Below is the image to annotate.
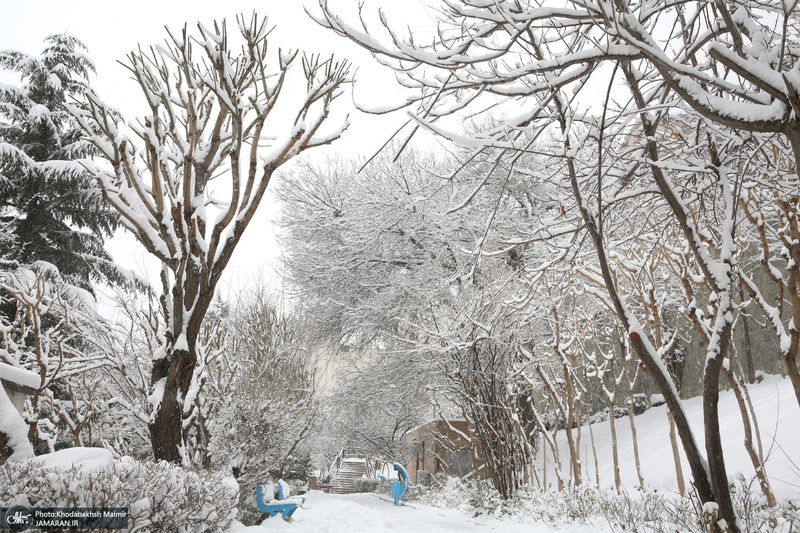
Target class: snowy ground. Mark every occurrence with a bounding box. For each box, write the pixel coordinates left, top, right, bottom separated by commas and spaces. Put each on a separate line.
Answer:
541, 373, 800, 501
6, 374, 795, 532
227, 375, 799, 532
229, 491, 612, 533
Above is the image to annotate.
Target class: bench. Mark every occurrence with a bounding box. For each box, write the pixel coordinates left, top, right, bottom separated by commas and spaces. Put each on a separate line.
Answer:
256, 481, 306, 520
315, 483, 336, 493
391, 462, 409, 506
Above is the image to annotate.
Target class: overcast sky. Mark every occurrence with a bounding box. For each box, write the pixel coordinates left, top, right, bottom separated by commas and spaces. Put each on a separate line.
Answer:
1, 0, 437, 312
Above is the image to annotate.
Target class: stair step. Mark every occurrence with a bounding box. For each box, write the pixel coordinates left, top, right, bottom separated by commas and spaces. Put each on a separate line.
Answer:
330, 460, 368, 494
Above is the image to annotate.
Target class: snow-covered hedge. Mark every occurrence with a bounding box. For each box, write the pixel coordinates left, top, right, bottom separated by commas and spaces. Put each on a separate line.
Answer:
417, 477, 799, 532
353, 478, 390, 493
0, 448, 238, 532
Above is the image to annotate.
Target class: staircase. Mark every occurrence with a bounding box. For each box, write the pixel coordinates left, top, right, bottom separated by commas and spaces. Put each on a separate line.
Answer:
330, 458, 367, 494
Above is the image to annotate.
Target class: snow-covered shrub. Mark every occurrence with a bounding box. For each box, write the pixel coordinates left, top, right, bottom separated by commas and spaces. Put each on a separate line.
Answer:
282, 454, 313, 481
649, 394, 666, 407
284, 478, 308, 497
0, 449, 238, 532
626, 393, 649, 415
0, 385, 34, 462
421, 478, 510, 518
588, 406, 629, 425
417, 477, 799, 532
422, 480, 663, 528
728, 474, 796, 533
353, 478, 390, 493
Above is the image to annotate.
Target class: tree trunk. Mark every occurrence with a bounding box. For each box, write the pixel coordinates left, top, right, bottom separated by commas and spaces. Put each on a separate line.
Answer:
782, 126, 800, 409
542, 434, 547, 489
149, 346, 197, 463
738, 285, 756, 384
551, 63, 717, 514
564, 363, 581, 486
783, 346, 800, 408
588, 408, 601, 489
668, 411, 686, 496
528, 399, 566, 491
703, 346, 738, 533
562, 114, 716, 511
626, 364, 644, 488
608, 399, 621, 493
627, 396, 644, 488
725, 367, 776, 507
149, 259, 217, 463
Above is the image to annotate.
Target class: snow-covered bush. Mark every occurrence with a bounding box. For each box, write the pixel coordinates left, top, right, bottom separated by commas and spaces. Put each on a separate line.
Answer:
282, 454, 313, 481
418, 477, 799, 532
353, 478, 389, 494
0, 449, 238, 532
589, 407, 630, 425
649, 394, 666, 407
626, 394, 650, 416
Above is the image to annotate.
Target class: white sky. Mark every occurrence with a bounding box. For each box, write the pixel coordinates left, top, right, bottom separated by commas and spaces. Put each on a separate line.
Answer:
0, 0, 439, 313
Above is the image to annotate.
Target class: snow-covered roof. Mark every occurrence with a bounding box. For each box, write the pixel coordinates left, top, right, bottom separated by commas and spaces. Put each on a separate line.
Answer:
0, 363, 40, 392
406, 417, 468, 435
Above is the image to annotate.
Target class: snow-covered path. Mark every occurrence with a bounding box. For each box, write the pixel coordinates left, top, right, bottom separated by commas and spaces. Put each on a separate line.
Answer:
231, 491, 610, 533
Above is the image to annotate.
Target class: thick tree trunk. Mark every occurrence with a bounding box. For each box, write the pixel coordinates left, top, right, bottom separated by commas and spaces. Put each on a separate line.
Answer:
783, 344, 800, 408
568, 155, 716, 507
622, 65, 739, 530
149, 346, 197, 463
558, 96, 716, 513
149, 259, 217, 463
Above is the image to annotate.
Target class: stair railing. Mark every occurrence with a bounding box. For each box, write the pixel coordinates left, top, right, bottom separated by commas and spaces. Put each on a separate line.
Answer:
326, 447, 389, 483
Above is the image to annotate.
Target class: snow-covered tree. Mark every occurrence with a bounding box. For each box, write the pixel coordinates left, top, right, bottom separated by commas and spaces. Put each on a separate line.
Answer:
0, 35, 120, 291
208, 286, 317, 522
278, 148, 545, 496
277, 151, 472, 346
312, 0, 800, 527
0, 263, 113, 454
70, 15, 350, 463
92, 290, 161, 459
316, 349, 432, 462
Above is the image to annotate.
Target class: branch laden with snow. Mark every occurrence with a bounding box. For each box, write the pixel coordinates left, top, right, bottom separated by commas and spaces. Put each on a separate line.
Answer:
70, 13, 350, 464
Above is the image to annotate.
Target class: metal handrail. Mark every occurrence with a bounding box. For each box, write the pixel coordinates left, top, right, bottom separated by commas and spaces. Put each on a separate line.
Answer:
326, 447, 382, 483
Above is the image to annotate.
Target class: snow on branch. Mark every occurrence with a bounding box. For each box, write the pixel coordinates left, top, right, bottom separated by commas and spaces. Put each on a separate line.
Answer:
72, 14, 350, 281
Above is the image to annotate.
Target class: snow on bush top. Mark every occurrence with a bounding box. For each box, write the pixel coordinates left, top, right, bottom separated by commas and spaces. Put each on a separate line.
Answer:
0, 385, 34, 461
31, 446, 114, 473
0, 363, 39, 390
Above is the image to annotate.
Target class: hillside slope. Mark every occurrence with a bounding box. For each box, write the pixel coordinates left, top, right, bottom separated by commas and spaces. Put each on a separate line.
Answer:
539, 374, 799, 501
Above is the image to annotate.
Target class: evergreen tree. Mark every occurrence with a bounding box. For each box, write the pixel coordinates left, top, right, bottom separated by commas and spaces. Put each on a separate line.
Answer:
0, 35, 119, 290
